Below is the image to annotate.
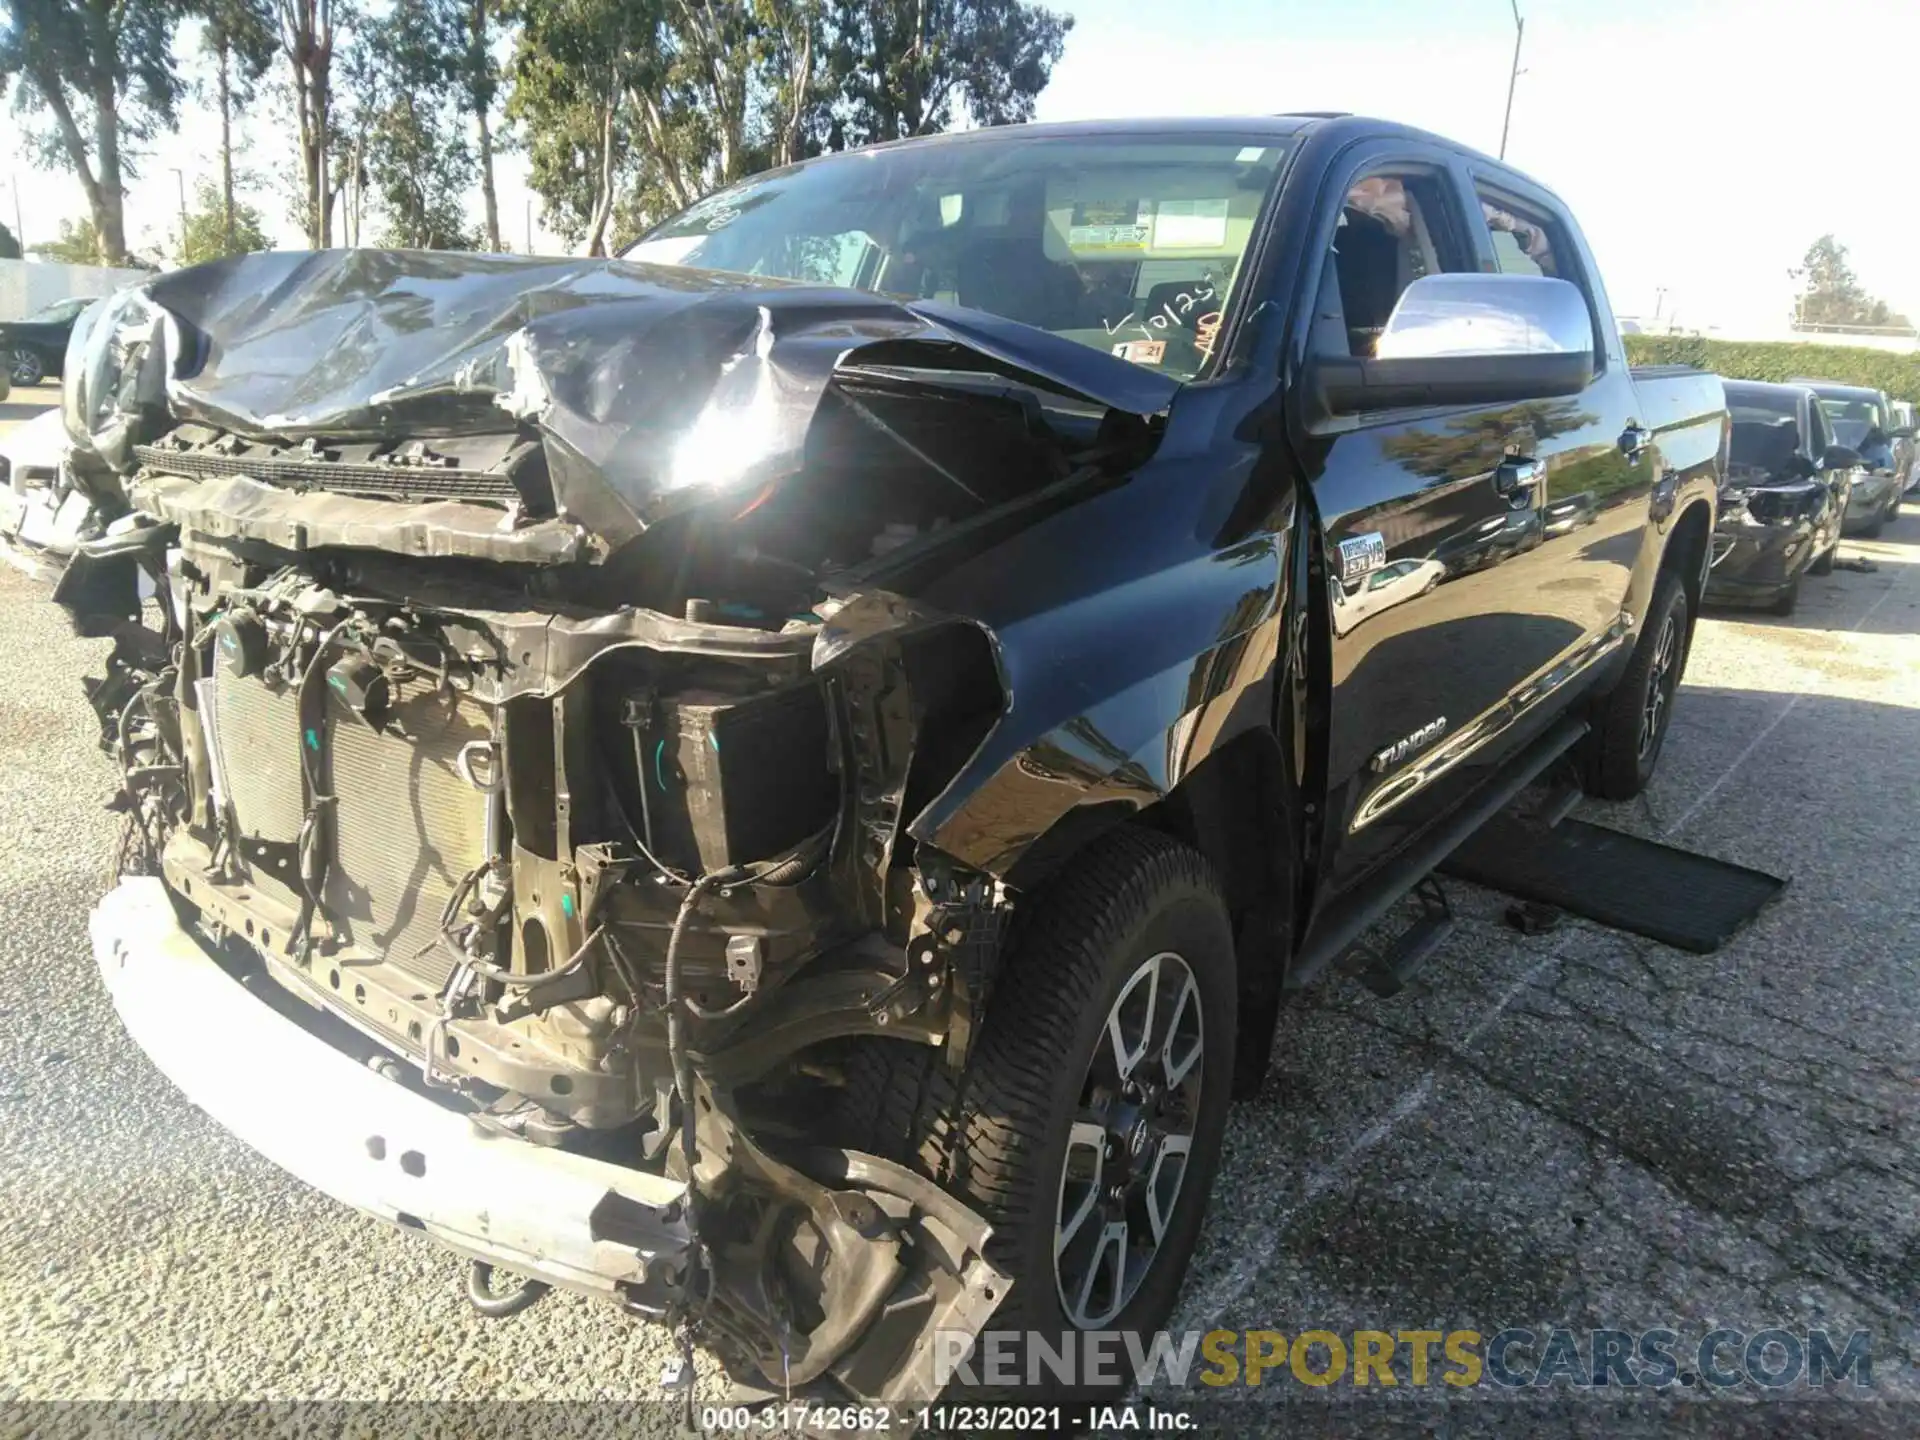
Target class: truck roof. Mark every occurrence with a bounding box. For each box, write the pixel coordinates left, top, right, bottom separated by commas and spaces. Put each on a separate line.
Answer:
1723, 380, 1814, 404
817, 112, 1558, 206
1789, 378, 1884, 401
836, 112, 1516, 165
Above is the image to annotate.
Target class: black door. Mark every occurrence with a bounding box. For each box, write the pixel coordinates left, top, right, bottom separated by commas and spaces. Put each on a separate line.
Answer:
1291, 148, 1644, 894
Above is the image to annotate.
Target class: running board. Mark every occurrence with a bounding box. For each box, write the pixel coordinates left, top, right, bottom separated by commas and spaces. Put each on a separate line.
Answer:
1358, 877, 1453, 997
1288, 713, 1589, 991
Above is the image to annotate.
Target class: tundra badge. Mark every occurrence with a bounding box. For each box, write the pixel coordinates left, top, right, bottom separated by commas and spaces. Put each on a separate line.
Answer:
1372, 717, 1449, 772
1338, 532, 1388, 583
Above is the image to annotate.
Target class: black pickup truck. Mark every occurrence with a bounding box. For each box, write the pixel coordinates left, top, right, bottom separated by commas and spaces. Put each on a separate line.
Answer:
57, 114, 1722, 1403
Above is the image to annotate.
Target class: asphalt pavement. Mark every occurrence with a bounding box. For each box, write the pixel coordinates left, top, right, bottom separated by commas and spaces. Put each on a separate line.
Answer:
1, 386, 1916, 1430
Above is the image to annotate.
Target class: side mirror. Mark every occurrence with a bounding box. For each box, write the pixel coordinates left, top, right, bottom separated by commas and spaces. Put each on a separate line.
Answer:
1310, 273, 1595, 416
1821, 443, 1862, 471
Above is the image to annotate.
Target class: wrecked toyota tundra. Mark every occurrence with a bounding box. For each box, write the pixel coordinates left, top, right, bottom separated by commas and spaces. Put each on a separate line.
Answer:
56, 115, 1723, 1404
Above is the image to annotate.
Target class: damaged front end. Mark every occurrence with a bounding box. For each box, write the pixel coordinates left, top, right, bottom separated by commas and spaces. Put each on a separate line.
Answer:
66, 251, 1169, 1403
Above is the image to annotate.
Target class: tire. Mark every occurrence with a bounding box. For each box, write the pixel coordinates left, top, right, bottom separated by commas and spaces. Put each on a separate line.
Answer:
10, 348, 44, 387
1581, 570, 1687, 801
837, 827, 1237, 1400
1769, 573, 1800, 617
1809, 542, 1835, 577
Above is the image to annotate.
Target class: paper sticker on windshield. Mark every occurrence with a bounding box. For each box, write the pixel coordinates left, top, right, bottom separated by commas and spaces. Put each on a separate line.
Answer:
1069, 200, 1150, 251
1111, 339, 1167, 366
1153, 199, 1230, 250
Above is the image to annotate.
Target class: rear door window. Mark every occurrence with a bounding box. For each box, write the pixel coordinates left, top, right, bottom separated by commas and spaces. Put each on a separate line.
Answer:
1475, 190, 1560, 280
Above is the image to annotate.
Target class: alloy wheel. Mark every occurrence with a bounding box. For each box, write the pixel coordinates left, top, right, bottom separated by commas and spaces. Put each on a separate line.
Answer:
1637, 612, 1680, 760
1053, 949, 1204, 1329
10, 350, 42, 387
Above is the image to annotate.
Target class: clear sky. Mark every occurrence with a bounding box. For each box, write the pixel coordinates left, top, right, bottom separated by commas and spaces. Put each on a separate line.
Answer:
6, 0, 1917, 334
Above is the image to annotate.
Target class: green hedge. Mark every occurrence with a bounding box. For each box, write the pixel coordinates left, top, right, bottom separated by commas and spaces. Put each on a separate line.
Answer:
1624, 334, 1920, 403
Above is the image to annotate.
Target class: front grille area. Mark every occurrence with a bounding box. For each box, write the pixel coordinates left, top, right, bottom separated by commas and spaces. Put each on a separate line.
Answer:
134, 445, 520, 505
213, 669, 490, 991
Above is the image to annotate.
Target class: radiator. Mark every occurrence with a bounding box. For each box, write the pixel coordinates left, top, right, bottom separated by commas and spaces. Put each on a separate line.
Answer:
213, 668, 490, 991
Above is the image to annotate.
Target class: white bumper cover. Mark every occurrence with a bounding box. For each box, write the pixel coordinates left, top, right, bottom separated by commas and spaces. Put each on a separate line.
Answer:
91, 878, 689, 1298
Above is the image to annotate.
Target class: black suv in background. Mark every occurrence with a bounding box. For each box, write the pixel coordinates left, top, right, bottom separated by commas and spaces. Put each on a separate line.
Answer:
1, 295, 96, 387
1708, 381, 1854, 614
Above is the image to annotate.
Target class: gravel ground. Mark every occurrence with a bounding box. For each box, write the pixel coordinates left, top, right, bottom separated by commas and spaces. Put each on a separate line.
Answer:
2, 387, 1917, 1430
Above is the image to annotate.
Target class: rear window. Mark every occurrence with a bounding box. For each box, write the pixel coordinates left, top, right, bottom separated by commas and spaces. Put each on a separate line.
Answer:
1478, 195, 1559, 278
1816, 395, 1885, 448
1728, 415, 1800, 471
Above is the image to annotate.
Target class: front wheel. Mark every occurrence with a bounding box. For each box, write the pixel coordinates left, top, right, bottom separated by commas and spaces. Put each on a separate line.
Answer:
1809, 541, 1836, 577
9, 349, 43, 387
838, 828, 1237, 1398
1582, 571, 1688, 800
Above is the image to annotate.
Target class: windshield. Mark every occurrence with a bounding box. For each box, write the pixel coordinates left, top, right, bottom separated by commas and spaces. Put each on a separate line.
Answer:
1816, 395, 1885, 448
624, 133, 1293, 383
23, 297, 88, 324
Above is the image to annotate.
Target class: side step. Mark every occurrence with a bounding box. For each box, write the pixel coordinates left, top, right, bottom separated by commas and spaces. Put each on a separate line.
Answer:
1287, 713, 1589, 991
1358, 877, 1453, 997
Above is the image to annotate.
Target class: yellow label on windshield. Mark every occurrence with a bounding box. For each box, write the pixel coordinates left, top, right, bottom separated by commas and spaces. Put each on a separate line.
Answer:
1068, 200, 1151, 252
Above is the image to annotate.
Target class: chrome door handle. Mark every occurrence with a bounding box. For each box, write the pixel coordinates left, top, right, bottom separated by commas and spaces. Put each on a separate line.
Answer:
1620, 425, 1653, 463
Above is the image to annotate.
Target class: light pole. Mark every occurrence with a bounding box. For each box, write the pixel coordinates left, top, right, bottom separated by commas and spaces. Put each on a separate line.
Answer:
169, 167, 189, 261
1499, 0, 1525, 160
8, 173, 23, 253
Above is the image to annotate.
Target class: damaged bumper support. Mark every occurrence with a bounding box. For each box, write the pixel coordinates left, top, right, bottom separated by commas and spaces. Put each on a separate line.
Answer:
92, 876, 693, 1302
91, 876, 1008, 1403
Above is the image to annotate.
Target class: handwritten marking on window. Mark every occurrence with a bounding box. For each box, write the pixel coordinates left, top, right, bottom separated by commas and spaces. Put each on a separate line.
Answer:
1100, 282, 1218, 340
1195, 311, 1223, 358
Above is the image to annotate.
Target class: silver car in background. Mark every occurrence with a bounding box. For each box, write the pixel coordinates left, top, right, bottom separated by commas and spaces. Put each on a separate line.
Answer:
1893, 399, 1918, 496
1793, 380, 1911, 535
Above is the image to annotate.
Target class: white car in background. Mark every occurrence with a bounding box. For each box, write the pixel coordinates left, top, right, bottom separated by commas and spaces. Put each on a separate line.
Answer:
1331, 557, 1446, 635
0, 406, 91, 578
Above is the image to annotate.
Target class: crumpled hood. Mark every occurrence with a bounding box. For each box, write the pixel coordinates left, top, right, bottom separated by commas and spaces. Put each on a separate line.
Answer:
69, 249, 1178, 549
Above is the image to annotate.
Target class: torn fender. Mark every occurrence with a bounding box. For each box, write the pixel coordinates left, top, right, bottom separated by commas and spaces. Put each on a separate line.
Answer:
827, 435, 1298, 883
65, 249, 1179, 553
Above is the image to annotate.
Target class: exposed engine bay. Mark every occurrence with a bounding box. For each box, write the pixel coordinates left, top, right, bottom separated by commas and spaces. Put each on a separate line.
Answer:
55, 251, 1170, 1402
